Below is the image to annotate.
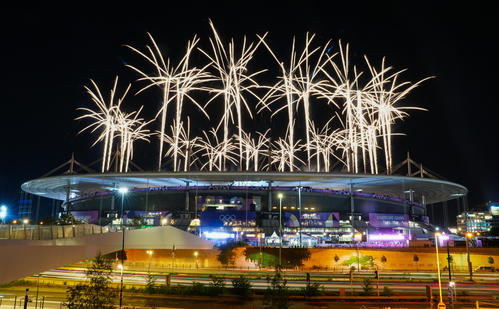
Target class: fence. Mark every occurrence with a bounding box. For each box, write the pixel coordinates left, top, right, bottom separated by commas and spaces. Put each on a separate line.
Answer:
0, 224, 119, 240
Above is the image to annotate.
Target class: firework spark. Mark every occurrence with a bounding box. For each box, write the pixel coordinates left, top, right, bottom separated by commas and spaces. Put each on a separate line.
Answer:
77, 77, 151, 173
199, 20, 267, 171
126, 34, 212, 172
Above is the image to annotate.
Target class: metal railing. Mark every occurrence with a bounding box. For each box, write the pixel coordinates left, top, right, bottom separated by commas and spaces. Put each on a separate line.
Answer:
0, 224, 119, 240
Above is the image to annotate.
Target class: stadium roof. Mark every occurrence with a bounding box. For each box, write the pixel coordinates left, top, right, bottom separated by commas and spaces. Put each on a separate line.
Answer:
21, 171, 467, 204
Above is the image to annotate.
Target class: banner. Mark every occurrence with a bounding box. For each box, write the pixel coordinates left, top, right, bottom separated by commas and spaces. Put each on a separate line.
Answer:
285, 212, 339, 228
200, 211, 256, 227
369, 213, 409, 228
71, 210, 99, 224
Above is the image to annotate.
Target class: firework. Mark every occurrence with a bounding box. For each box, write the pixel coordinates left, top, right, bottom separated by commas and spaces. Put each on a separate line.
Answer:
78, 23, 429, 176
199, 20, 267, 170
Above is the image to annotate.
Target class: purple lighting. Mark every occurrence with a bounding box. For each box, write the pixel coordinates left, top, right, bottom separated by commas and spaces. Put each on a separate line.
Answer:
368, 233, 405, 241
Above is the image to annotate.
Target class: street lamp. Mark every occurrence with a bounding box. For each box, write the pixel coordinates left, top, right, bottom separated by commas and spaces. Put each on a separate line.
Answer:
194, 251, 199, 269
465, 232, 473, 281
257, 233, 263, 269
118, 187, 128, 309
0, 205, 7, 224
277, 193, 283, 268
146, 250, 153, 273
434, 232, 445, 308
354, 232, 362, 271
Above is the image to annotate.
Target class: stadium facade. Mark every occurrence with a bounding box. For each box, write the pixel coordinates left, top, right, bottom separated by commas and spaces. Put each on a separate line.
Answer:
21, 171, 467, 247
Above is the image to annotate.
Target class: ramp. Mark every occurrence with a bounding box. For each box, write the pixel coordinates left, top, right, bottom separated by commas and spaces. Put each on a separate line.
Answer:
0, 226, 212, 284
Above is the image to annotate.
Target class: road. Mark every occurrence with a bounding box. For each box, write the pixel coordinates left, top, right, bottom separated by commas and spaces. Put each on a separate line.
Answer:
1, 268, 498, 308
35, 269, 499, 295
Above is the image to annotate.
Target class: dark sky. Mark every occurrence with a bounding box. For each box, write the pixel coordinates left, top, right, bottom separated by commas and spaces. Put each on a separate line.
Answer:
1, 2, 498, 217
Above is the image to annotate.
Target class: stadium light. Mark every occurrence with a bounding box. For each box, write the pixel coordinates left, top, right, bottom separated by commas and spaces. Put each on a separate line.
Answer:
118, 187, 129, 194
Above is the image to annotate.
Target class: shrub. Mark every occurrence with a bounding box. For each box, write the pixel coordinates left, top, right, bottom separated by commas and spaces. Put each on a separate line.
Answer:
380, 286, 393, 296
361, 278, 373, 296
301, 281, 322, 297
209, 275, 225, 296
263, 270, 289, 309
231, 275, 252, 299
190, 282, 206, 295
458, 290, 469, 296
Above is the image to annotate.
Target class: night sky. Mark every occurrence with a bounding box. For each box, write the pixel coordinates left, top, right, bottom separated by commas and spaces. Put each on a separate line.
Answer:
1, 2, 497, 219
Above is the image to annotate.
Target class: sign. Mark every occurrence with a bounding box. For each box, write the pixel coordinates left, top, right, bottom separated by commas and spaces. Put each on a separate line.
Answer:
369, 213, 409, 228
285, 212, 339, 228
200, 211, 256, 227
124, 210, 170, 226
71, 210, 99, 224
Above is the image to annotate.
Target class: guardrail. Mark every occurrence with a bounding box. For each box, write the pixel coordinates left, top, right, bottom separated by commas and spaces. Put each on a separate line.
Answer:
0, 224, 120, 240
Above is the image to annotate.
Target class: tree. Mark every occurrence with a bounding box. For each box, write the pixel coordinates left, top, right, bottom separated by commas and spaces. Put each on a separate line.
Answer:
217, 241, 247, 267
413, 254, 419, 272
245, 247, 311, 269
65, 254, 116, 308
145, 272, 156, 294
58, 213, 82, 225
41, 216, 57, 225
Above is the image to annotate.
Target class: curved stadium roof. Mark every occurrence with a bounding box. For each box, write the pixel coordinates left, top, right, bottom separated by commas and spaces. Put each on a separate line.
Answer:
21, 171, 467, 204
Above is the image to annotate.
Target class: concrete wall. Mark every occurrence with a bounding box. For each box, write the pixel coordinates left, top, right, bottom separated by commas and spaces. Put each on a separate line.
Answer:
123, 247, 499, 272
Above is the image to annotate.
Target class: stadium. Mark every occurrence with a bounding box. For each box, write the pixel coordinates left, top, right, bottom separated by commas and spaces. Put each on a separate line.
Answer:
21, 169, 467, 248
17, 25, 469, 249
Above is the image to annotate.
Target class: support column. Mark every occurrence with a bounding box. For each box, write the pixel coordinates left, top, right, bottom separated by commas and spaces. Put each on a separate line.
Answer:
408, 189, 414, 241
51, 199, 56, 218
35, 196, 41, 225
267, 181, 273, 213
350, 183, 355, 231
298, 186, 302, 247
431, 203, 435, 225
98, 196, 103, 226
422, 195, 427, 216
145, 179, 150, 212
185, 182, 190, 212
443, 200, 449, 228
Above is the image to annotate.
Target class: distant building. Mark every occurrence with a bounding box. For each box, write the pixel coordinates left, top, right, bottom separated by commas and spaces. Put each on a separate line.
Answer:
456, 205, 499, 235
